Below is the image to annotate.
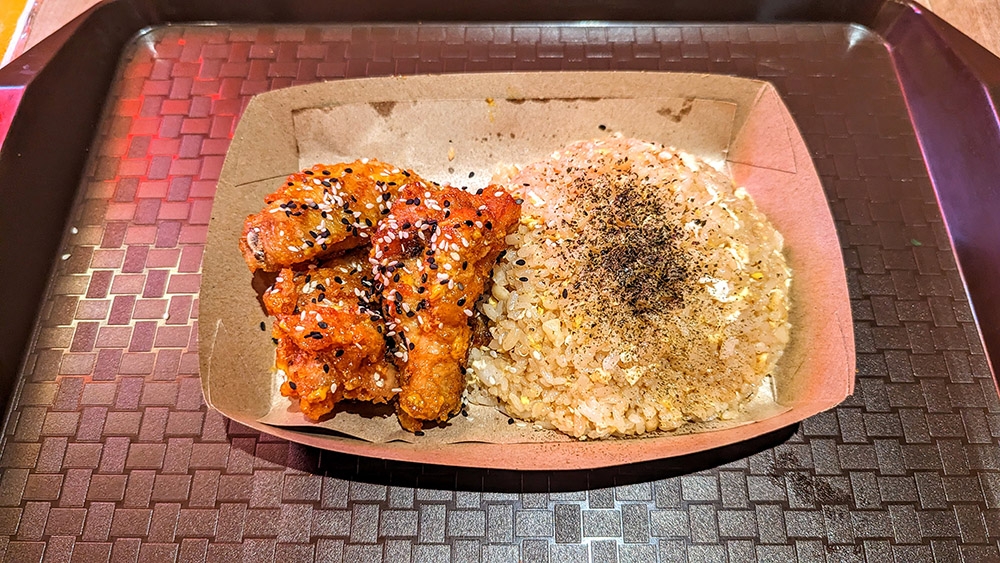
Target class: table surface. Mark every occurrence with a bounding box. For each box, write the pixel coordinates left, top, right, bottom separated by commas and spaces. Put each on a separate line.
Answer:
3, 16, 1000, 563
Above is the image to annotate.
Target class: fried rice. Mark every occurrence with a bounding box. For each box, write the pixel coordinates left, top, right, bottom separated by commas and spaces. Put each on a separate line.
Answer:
468, 136, 792, 439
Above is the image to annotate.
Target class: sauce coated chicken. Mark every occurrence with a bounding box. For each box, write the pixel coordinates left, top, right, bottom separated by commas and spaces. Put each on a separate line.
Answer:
244, 161, 520, 431
241, 160, 425, 272
264, 254, 397, 420
370, 183, 521, 431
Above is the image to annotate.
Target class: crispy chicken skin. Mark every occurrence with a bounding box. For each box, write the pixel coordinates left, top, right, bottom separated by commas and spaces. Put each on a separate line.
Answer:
370, 183, 521, 430
264, 254, 398, 420
241, 160, 425, 272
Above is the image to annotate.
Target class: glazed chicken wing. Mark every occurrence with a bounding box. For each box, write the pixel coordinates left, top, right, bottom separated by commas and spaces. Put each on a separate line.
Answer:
370, 183, 521, 430
264, 253, 398, 420
241, 160, 425, 272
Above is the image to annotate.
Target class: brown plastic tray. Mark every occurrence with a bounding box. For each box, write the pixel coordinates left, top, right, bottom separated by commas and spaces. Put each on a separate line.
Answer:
1, 0, 1000, 560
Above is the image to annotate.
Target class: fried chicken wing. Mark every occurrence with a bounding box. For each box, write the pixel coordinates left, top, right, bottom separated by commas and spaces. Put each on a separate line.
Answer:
241, 160, 425, 272
264, 254, 398, 420
370, 184, 521, 430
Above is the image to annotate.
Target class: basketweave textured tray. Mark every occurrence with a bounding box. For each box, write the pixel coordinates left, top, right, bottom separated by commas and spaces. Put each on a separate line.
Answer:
2, 21, 999, 562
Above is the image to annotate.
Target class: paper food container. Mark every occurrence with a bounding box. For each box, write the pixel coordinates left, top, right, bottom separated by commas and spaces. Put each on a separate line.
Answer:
200, 72, 855, 470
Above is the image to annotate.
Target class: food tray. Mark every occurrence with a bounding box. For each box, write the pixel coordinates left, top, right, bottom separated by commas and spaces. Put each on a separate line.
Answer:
201, 71, 854, 469
1, 0, 999, 560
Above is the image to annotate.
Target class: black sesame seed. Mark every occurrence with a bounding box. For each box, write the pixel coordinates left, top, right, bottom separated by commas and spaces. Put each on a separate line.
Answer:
514, 198, 524, 205
335, 349, 345, 357
260, 321, 266, 331
562, 288, 568, 298
456, 297, 466, 306
515, 259, 526, 266
519, 277, 528, 282
417, 286, 425, 294
344, 167, 353, 173
462, 261, 468, 270
414, 430, 425, 436
318, 321, 328, 329
439, 279, 449, 285
468, 171, 475, 178
304, 170, 314, 175
288, 381, 297, 390
322, 169, 331, 175
323, 364, 330, 373
318, 293, 326, 301
507, 418, 514, 425
485, 221, 493, 230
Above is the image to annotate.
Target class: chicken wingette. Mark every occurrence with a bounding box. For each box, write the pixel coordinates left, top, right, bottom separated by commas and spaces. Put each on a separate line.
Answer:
241, 160, 425, 272
370, 183, 521, 431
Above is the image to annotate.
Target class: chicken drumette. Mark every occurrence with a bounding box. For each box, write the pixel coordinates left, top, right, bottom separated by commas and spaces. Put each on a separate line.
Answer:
370, 183, 521, 431
263, 253, 398, 420
241, 160, 425, 272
